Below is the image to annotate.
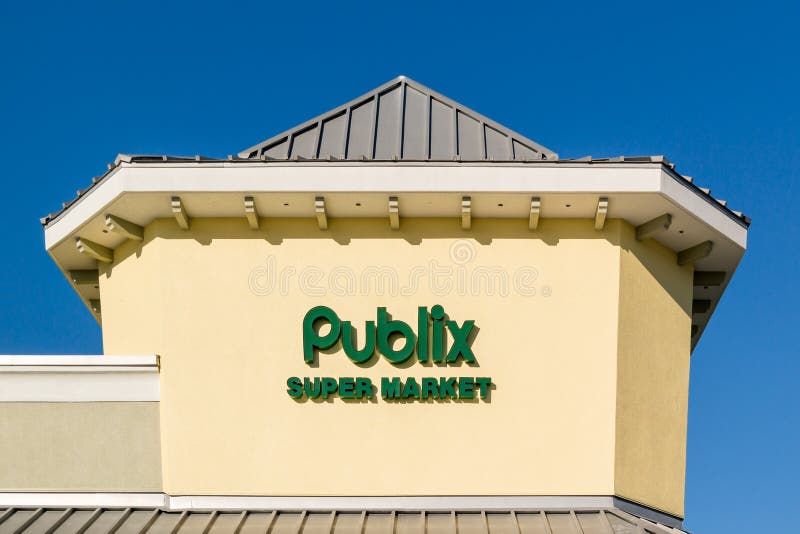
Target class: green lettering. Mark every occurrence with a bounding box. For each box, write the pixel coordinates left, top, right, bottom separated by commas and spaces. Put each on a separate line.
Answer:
439, 377, 457, 398
339, 377, 355, 399
421, 377, 439, 399
304, 377, 321, 398
401, 377, 421, 400
286, 377, 303, 399
431, 305, 445, 362
445, 320, 476, 363
458, 377, 475, 399
381, 377, 402, 399
321, 377, 338, 398
377, 307, 416, 363
476, 377, 492, 399
302, 306, 341, 363
355, 377, 373, 399
342, 321, 375, 363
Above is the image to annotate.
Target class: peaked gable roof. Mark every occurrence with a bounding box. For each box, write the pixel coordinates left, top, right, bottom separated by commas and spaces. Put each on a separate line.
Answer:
238, 76, 558, 161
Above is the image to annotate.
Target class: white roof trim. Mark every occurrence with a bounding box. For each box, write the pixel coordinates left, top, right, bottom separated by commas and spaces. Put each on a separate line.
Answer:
0, 355, 159, 402
0, 493, 614, 512
169, 495, 618, 513
0, 355, 157, 367
0, 492, 167, 508
43, 162, 747, 250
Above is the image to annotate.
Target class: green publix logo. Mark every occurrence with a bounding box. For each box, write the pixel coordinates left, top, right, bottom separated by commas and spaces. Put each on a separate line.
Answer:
287, 305, 493, 402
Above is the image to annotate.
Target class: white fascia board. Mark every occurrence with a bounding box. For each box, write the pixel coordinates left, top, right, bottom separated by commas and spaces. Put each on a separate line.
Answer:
44, 163, 745, 250
0, 492, 167, 508
0, 354, 159, 402
659, 169, 747, 249
0, 355, 157, 367
120, 162, 664, 193
170, 495, 616, 512
0, 493, 616, 511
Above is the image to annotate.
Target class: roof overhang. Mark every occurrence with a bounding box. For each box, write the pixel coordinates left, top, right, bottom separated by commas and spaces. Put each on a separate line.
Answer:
43, 159, 747, 349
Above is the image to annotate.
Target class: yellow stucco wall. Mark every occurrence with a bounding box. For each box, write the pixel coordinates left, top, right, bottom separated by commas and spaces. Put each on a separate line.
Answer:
99, 235, 165, 355
0, 402, 162, 491
614, 224, 693, 516
97, 216, 692, 517
102, 217, 621, 498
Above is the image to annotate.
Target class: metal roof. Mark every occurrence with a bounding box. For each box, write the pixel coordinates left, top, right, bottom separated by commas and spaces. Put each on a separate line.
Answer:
238, 76, 558, 162
0, 508, 687, 534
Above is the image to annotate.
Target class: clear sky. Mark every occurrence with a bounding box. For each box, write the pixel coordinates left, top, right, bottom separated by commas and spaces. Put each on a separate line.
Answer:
0, 1, 797, 531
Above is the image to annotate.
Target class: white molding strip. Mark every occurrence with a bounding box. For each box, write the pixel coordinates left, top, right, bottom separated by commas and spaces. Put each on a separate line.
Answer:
0, 493, 614, 512
43, 163, 747, 250
0, 355, 157, 367
0, 492, 166, 508
0, 355, 159, 402
168, 495, 617, 512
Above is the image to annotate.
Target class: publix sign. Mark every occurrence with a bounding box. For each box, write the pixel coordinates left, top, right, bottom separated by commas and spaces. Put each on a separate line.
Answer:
286, 305, 493, 402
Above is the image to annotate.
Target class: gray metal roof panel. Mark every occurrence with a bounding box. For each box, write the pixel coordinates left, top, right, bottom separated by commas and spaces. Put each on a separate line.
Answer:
0, 508, 687, 534
237, 76, 558, 162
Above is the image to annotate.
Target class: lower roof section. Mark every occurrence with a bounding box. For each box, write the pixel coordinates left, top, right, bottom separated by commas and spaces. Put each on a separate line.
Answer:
0, 496, 685, 533
0, 506, 685, 534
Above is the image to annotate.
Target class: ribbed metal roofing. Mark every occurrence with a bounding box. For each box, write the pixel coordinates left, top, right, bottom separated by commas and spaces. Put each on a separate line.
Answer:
0, 508, 687, 534
238, 76, 558, 162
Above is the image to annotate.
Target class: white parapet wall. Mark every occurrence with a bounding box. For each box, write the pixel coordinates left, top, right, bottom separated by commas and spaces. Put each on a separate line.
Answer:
0, 355, 159, 402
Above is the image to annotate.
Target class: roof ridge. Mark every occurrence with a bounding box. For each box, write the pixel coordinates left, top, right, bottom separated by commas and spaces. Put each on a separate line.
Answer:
237, 76, 558, 161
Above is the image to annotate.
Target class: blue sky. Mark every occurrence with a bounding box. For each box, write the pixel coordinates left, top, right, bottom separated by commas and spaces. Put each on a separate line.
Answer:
0, 1, 797, 531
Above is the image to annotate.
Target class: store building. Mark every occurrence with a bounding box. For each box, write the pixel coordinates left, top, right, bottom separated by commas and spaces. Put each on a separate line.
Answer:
0, 77, 749, 533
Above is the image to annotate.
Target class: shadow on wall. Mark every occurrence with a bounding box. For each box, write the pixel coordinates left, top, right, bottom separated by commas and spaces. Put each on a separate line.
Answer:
108, 215, 625, 263
617, 224, 694, 318
103, 216, 689, 313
